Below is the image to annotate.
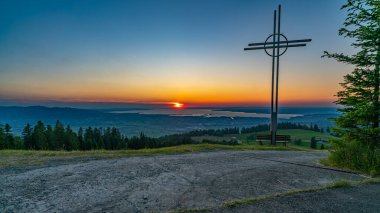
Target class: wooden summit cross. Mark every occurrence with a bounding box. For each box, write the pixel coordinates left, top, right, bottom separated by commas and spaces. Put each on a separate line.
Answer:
244, 5, 311, 145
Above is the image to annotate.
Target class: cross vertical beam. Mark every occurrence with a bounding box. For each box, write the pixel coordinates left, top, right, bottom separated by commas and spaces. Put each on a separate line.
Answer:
274, 4, 281, 145
243, 4, 311, 145
270, 9, 277, 145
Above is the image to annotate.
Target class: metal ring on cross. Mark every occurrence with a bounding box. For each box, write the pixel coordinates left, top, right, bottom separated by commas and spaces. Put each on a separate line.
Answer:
264, 33, 288, 57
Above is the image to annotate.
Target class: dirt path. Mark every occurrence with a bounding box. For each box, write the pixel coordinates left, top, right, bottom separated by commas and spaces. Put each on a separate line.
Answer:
0, 150, 365, 212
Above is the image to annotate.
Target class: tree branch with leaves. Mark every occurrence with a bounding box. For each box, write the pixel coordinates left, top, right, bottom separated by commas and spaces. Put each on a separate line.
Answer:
323, 0, 380, 175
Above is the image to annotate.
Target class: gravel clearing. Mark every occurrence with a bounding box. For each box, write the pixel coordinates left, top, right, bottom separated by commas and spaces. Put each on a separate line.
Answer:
0, 150, 366, 212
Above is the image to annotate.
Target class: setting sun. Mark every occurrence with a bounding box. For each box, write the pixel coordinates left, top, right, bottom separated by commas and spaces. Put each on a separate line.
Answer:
172, 102, 184, 109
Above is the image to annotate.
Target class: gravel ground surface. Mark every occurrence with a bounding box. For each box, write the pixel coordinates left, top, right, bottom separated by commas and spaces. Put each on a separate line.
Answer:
0, 150, 366, 212
214, 183, 380, 213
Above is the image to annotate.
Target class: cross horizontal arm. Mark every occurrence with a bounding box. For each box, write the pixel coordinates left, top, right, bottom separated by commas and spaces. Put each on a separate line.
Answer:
244, 43, 306, 51
248, 39, 312, 47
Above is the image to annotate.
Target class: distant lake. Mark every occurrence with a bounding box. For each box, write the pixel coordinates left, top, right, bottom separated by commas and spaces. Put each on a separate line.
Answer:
110, 109, 302, 119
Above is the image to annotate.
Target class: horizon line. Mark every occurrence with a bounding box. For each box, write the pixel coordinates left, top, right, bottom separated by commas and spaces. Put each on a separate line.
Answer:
0, 99, 338, 108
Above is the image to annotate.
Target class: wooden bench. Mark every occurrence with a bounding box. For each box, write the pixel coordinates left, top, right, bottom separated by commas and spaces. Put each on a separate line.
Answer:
256, 134, 291, 146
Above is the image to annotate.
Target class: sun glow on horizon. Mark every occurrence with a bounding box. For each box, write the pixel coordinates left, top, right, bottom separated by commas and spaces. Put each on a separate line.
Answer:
172, 102, 184, 109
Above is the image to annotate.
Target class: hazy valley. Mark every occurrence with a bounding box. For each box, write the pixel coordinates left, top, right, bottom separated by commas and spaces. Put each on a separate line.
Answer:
0, 106, 337, 137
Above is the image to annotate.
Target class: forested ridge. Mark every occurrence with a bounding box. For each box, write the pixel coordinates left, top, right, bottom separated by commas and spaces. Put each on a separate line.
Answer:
0, 120, 327, 151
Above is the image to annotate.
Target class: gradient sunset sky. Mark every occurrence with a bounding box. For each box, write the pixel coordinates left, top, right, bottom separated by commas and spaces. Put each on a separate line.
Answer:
0, 0, 354, 107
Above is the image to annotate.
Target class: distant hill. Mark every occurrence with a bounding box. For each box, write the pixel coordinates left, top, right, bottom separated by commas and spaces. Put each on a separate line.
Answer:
0, 106, 338, 137
0, 106, 101, 120
0, 106, 272, 136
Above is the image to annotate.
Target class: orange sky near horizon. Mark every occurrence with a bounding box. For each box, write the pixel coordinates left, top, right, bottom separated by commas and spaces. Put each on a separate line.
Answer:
0, 66, 342, 107
0, 53, 349, 106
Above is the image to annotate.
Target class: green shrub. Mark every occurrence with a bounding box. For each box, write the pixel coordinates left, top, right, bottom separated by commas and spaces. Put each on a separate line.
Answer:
293, 139, 302, 146
310, 137, 317, 149
327, 138, 380, 176
320, 144, 325, 150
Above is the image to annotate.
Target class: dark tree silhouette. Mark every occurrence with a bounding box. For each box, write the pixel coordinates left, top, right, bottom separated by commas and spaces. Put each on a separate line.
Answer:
22, 123, 33, 149
310, 137, 317, 149
32, 121, 48, 150
54, 120, 65, 150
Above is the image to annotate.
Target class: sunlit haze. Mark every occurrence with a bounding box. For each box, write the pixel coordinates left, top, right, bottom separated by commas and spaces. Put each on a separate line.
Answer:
172, 102, 184, 109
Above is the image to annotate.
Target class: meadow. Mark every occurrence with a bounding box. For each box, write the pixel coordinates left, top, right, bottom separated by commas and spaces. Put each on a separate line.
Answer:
191, 129, 335, 149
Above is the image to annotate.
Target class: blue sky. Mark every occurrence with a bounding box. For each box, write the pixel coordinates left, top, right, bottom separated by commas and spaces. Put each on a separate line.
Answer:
0, 0, 354, 106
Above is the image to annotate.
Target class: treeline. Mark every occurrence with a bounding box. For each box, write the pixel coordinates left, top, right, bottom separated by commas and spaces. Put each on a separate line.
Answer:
0, 121, 196, 151
184, 122, 327, 137
241, 122, 325, 134
20, 121, 127, 151
185, 127, 240, 137
0, 121, 330, 151
0, 124, 19, 149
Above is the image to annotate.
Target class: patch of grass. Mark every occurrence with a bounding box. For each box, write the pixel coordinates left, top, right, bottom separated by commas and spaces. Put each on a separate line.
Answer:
0, 144, 305, 168
222, 196, 265, 208
192, 129, 336, 149
241, 129, 335, 141
325, 179, 352, 189
318, 158, 354, 174
221, 187, 327, 208
360, 177, 380, 185
191, 135, 231, 143
319, 158, 330, 166
168, 207, 212, 213
222, 178, 377, 209
275, 129, 335, 141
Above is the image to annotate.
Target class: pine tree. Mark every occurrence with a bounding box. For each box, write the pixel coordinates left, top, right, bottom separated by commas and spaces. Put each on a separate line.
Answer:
4, 124, 11, 134
103, 127, 111, 150
78, 127, 84, 150
313, 124, 319, 132
111, 127, 123, 149
54, 120, 65, 150
0, 127, 5, 149
310, 137, 317, 149
32, 121, 48, 150
323, 0, 380, 173
45, 125, 55, 150
93, 128, 103, 149
22, 123, 33, 149
64, 125, 78, 151
84, 127, 94, 150
4, 123, 14, 149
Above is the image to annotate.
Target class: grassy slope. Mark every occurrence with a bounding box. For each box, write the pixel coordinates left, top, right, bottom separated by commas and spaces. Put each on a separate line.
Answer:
1, 129, 330, 168
0, 144, 309, 168
192, 129, 336, 148
269, 129, 335, 140
241, 129, 335, 142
